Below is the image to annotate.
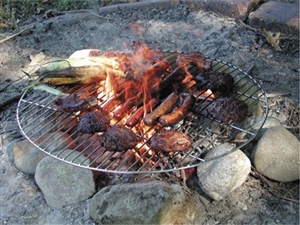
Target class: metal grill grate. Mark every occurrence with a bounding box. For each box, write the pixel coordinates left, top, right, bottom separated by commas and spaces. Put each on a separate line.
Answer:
16, 54, 268, 174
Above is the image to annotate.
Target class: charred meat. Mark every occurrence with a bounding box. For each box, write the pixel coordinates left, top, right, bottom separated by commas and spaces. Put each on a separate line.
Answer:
99, 124, 138, 151
206, 97, 249, 123
176, 52, 211, 71
176, 52, 211, 84
55, 90, 97, 113
77, 111, 110, 133
194, 71, 234, 93
150, 130, 192, 152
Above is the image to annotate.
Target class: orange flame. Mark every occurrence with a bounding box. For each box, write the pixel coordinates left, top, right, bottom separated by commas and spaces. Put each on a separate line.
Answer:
100, 43, 169, 118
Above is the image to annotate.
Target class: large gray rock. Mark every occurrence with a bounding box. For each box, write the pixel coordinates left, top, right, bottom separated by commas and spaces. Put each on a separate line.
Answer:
252, 116, 282, 140
36, 131, 76, 152
35, 150, 95, 208
248, 1, 299, 36
13, 139, 46, 175
231, 116, 281, 141
89, 180, 206, 224
13, 131, 76, 175
189, 0, 260, 20
197, 143, 251, 201
252, 126, 299, 182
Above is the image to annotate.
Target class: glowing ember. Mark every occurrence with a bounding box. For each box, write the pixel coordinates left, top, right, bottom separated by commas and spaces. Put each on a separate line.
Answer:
205, 89, 215, 98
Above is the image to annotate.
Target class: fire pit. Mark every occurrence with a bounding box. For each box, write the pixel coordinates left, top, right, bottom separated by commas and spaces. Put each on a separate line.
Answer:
16, 50, 268, 174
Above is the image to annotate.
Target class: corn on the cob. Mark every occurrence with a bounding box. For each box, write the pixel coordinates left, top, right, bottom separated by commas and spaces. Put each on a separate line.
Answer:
31, 56, 126, 86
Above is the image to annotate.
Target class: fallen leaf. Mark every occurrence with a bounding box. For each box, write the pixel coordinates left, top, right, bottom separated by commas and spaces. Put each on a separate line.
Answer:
264, 30, 282, 51
0, 23, 8, 28
29, 52, 46, 66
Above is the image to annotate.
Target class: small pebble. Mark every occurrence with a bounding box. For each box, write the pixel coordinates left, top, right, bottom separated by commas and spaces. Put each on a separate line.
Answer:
237, 201, 248, 211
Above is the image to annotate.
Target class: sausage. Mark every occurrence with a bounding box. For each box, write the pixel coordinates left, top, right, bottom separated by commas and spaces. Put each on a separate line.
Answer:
113, 93, 142, 120
125, 98, 157, 128
159, 95, 195, 126
101, 89, 127, 113
101, 96, 122, 114
144, 92, 178, 125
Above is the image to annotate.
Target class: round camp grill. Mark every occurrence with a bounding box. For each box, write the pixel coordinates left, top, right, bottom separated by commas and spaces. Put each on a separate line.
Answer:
16, 53, 268, 174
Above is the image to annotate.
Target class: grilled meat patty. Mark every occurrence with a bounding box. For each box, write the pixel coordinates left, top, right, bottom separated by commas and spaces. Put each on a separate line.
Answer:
77, 111, 110, 133
55, 90, 97, 113
195, 71, 234, 93
150, 130, 192, 152
207, 97, 249, 123
99, 124, 137, 151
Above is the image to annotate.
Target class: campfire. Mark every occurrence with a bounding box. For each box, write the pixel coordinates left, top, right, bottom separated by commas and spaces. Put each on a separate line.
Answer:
16, 43, 268, 174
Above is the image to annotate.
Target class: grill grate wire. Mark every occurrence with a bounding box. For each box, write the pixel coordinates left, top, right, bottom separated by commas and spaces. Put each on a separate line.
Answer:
16, 54, 269, 174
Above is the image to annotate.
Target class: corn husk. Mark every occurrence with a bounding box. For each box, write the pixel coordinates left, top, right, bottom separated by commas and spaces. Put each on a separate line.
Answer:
30, 55, 126, 86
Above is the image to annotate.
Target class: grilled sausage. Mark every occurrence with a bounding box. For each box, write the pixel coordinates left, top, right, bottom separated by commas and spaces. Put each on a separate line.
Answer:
101, 89, 128, 113
159, 95, 195, 126
144, 92, 178, 125
113, 93, 142, 120
126, 98, 157, 128
101, 96, 122, 114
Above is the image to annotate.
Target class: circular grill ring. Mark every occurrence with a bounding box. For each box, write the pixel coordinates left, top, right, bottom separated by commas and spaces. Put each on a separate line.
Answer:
16, 55, 269, 174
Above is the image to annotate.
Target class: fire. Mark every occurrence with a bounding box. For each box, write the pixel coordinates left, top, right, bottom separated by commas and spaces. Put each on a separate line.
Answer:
94, 43, 212, 126
204, 89, 215, 98
98, 43, 168, 113
86, 44, 214, 170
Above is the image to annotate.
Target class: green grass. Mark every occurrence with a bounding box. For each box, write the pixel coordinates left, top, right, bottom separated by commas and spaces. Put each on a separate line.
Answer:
0, 0, 89, 29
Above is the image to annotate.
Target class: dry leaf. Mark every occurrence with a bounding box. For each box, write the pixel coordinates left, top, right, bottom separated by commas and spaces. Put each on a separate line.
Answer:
264, 30, 282, 51
29, 52, 46, 66
0, 23, 8, 28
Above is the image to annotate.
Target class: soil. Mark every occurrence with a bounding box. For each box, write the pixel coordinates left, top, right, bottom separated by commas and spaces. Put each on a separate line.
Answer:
0, 2, 299, 225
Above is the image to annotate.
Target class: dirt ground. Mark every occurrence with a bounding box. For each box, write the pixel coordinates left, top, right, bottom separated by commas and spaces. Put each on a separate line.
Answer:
0, 2, 299, 225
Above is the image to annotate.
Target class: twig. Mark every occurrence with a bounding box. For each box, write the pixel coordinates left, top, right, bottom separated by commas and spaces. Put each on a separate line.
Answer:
287, 108, 295, 121
270, 189, 300, 204
0, 29, 27, 44
265, 92, 290, 98
251, 166, 299, 204
98, 0, 173, 14
246, 63, 255, 75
